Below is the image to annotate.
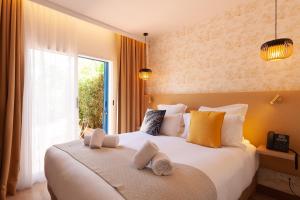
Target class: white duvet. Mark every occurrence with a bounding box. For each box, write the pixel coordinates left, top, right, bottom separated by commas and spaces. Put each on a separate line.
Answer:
45, 132, 258, 200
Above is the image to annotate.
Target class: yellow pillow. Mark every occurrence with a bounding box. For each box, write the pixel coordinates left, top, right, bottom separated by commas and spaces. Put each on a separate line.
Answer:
187, 111, 225, 148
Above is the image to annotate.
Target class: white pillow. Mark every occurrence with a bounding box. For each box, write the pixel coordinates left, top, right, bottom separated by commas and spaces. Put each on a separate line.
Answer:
160, 113, 183, 136
220, 114, 245, 147
157, 104, 187, 115
198, 104, 248, 147
181, 113, 190, 138
199, 104, 248, 121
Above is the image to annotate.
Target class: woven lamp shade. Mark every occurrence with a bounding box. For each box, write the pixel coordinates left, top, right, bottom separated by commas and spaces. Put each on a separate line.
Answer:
260, 38, 293, 61
138, 68, 152, 80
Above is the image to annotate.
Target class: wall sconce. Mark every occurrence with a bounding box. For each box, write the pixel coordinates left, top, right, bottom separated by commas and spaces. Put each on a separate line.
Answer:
148, 95, 152, 104
270, 94, 283, 105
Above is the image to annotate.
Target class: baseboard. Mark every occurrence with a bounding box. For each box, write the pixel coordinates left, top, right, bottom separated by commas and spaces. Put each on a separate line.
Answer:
256, 184, 300, 200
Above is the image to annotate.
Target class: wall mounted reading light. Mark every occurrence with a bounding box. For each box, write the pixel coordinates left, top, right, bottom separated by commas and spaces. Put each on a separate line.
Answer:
148, 95, 152, 104
270, 94, 283, 105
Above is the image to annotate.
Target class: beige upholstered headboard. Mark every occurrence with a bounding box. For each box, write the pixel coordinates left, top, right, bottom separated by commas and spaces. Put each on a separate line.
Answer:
145, 91, 300, 175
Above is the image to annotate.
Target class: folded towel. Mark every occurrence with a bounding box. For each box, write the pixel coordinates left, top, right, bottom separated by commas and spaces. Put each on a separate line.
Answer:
103, 135, 119, 148
90, 128, 105, 149
151, 152, 173, 176
133, 141, 159, 169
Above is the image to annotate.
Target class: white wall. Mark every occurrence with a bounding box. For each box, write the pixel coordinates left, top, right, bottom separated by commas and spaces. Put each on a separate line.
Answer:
148, 0, 300, 94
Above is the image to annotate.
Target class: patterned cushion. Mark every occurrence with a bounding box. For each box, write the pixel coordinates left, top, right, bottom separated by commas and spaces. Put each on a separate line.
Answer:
140, 110, 166, 136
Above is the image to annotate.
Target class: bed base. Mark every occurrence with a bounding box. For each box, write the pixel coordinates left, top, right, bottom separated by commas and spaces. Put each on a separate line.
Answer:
239, 175, 257, 200
47, 184, 58, 200
47, 175, 256, 200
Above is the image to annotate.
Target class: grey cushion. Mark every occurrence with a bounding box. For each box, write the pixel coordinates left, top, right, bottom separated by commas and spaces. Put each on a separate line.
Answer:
140, 110, 166, 136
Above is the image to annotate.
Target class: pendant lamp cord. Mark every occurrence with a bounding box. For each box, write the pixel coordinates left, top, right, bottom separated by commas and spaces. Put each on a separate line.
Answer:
143, 33, 149, 67
146, 35, 147, 66
275, 0, 277, 39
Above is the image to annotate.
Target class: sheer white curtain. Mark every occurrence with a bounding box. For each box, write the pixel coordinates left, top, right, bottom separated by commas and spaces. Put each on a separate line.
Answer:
18, 1, 79, 189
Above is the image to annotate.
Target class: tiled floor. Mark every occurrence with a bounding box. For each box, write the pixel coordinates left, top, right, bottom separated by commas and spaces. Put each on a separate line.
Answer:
7, 182, 277, 200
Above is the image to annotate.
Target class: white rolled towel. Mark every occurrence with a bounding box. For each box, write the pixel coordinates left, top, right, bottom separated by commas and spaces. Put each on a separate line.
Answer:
89, 128, 105, 149
84, 133, 119, 148
83, 134, 92, 146
83, 128, 95, 146
102, 135, 119, 148
133, 141, 159, 169
151, 152, 173, 176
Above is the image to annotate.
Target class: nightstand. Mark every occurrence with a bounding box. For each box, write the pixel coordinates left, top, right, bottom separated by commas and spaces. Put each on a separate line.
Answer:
256, 145, 298, 173
255, 145, 299, 200
256, 145, 295, 161
256, 145, 299, 175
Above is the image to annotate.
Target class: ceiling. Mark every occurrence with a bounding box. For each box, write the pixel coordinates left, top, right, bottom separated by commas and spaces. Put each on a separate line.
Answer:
46, 0, 248, 38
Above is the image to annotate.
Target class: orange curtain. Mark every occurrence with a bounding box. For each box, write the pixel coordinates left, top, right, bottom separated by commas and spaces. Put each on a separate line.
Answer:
0, 0, 24, 198
118, 36, 146, 133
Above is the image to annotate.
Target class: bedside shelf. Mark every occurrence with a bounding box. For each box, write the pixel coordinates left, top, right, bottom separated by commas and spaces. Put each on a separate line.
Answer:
256, 145, 295, 161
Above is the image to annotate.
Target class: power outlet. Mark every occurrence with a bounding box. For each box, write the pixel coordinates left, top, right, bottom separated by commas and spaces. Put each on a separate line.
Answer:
288, 177, 300, 196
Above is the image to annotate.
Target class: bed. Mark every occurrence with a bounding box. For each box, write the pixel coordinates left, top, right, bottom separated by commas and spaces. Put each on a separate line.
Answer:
45, 131, 258, 200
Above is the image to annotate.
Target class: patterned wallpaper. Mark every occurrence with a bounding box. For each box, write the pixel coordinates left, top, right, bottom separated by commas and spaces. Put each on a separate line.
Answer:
147, 0, 300, 94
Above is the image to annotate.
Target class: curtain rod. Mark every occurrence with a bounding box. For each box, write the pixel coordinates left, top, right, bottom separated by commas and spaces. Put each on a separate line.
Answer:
29, 0, 145, 43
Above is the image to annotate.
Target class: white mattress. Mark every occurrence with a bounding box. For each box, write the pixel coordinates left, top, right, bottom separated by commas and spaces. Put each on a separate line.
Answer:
45, 132, 258, 200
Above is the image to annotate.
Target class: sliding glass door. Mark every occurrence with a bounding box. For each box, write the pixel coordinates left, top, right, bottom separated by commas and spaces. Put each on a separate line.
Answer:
78, 56, 109, 134
19, 48, 78, 186
103, 62, 109, 133
19, 51, 110, 189
19, 0, 113, 189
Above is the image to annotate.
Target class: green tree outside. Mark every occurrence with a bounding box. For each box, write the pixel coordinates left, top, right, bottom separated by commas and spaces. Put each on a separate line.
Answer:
78, 57, 104, 129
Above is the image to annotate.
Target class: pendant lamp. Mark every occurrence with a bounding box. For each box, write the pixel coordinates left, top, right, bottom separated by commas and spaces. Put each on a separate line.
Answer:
139, 33, 152, 80
260, 0, 293, 61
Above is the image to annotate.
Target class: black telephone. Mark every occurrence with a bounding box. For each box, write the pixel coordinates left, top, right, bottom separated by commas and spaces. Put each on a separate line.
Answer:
266, 131, 289, 153
266, 131, 298, 170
